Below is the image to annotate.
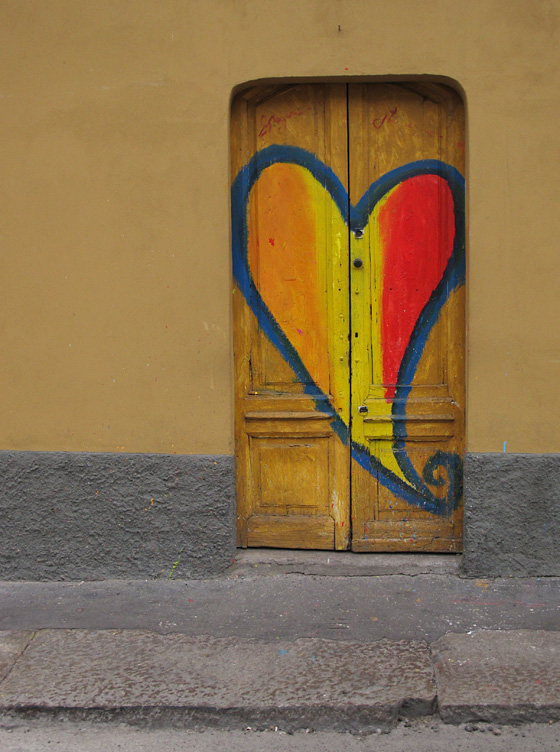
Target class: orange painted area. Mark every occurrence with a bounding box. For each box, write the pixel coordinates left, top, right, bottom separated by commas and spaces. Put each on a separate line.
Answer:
247, 163, 330, 395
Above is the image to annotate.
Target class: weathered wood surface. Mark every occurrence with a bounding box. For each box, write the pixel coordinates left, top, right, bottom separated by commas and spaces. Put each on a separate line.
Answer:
232, 83, 465, 551
232, 85, 350, 550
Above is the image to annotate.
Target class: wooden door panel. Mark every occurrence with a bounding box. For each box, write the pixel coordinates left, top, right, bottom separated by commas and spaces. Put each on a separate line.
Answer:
248, 516, 335, 550
249, 437, 330, 514
356, 519, 459, 553
348, 83, 465, 552
246, 433, 336, 549
352, 437, 462, 552
232, 84, 351, 549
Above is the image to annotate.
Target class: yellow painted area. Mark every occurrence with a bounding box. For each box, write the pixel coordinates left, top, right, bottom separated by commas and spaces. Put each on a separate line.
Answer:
0, 1, 557, 454
325, 208, 351, 427
349, 191, 406, 483
369, 192, 394, 390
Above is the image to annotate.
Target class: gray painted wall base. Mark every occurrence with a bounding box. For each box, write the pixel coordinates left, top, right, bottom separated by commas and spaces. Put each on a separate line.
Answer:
2, 450, 559, 580
0, 452, 235, 580
463, 453, 560, 577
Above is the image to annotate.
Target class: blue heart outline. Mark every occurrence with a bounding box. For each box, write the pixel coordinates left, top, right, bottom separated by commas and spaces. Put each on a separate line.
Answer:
232, 145, 465, 516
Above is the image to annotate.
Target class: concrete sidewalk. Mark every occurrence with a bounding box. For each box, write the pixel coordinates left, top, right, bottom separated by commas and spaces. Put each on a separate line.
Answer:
0, 552, 558, 732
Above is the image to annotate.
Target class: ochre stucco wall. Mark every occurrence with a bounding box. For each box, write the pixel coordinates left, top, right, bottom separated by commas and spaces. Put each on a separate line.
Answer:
0, 0, 558, 454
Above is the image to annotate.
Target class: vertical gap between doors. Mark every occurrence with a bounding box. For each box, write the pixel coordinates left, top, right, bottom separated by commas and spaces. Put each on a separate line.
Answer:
345, 83, 353, 548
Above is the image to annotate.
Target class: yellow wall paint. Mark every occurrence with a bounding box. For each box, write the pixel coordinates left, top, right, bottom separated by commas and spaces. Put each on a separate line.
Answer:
0, 0, 558, 453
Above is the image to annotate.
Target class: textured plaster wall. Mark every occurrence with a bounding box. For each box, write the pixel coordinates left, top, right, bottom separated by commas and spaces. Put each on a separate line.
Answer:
463, 454, 560, 577
0, 452, 235, 580
0, 0, 558, 455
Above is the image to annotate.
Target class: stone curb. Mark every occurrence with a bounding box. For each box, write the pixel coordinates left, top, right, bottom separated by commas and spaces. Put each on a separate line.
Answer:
0, 629, 558, 730
0, 630, 435, 732
431, 630, 560, 724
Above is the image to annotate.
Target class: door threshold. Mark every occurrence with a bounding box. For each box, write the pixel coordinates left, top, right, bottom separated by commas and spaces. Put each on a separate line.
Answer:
230, 549, 462, 577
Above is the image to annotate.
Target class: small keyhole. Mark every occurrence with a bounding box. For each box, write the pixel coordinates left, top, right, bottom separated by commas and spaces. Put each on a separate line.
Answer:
354, 229, 364, 239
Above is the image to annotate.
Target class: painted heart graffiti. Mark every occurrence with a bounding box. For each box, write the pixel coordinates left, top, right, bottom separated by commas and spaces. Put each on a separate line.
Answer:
232, 145, 465, 516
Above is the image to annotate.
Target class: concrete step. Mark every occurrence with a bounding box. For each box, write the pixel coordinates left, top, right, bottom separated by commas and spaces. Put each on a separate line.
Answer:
230, 550, 461, 577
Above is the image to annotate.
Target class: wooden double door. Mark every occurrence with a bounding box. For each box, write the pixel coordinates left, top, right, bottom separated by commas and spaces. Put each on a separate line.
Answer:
231, 83, 465, 552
